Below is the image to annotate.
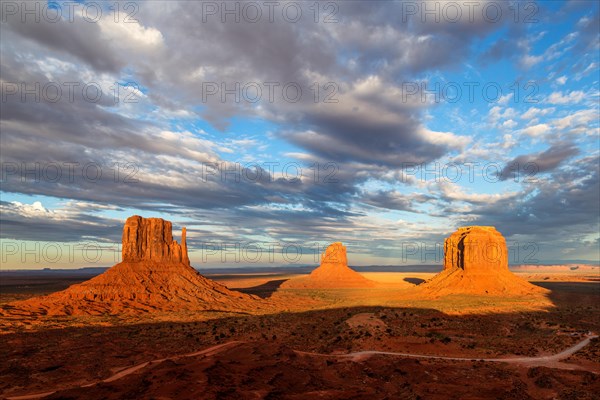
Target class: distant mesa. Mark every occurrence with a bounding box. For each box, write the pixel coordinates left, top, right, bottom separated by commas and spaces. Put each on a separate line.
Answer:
419, 226, 548, 296
2, 216, 261, 316
283, 242, 376, 288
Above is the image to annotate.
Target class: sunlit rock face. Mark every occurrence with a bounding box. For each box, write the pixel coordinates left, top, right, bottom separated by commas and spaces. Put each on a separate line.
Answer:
420, 226, 547, 296
122, 216, 189, 265
443, 226, 508, 274
311, 242, 350, 277
301, 242, 376, 288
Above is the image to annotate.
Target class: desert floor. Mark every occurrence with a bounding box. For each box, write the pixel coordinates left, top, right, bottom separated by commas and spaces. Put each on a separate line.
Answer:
1, 269, 599, 399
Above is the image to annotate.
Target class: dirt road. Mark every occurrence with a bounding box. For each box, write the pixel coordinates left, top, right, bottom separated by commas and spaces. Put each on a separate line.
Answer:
296, 332, 599, 371
6, 334, 597, 399
5, 341, 244, 400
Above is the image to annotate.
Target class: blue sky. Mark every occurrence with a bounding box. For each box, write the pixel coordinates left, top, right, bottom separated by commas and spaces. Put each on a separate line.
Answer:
1, 0, 598, 269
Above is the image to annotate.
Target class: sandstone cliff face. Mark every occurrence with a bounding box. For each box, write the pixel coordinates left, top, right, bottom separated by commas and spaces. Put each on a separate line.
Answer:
318, 242, 349, 271
122, 216, 189, 265
443, 226, 508, 274
285, 242, 376, 288
420, 226, 547, 296
4, 216, 261, 316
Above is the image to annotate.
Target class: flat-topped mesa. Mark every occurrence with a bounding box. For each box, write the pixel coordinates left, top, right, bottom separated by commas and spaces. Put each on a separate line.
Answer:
122, 216, 189, 265
443, 226, 508, 274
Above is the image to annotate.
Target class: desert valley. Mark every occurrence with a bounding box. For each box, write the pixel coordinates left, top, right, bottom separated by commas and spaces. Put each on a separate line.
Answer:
1, 1, 599, 399
1, 216, 598, 399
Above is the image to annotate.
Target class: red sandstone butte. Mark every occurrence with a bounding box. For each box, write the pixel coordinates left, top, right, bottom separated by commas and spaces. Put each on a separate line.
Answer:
419, 226, 548, 296
284, 242, 376, 288
3, 216, 261, 316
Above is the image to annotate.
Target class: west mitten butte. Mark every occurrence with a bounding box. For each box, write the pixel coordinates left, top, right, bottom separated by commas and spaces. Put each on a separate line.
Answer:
2, 216, 262, 316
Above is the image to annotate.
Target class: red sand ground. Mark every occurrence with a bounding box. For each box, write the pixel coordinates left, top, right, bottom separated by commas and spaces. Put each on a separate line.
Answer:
1, 221, 598, 399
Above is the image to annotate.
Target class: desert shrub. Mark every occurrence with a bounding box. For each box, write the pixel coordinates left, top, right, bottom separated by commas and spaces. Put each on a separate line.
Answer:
534, 375, 553, 388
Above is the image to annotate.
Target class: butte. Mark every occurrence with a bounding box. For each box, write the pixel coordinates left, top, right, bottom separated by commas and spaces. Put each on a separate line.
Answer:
2, 216, 262, 316
283, 242, 376, 288
418, 226, 548, 296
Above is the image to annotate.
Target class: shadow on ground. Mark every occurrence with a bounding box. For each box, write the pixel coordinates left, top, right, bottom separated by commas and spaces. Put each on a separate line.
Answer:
235, 279, 289, 299
403, 277, 426, 285
2, 281, 599, 400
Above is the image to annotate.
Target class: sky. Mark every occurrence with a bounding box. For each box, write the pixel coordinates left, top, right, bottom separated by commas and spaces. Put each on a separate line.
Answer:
0, 0, 599, 269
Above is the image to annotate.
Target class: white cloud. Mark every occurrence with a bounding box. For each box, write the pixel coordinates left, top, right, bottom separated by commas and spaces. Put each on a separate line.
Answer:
502, 119, 518, 129
521, 123, 551, 137
419, 127, 471, 150
576, 63, 599, 81
547, 91, 586, 104
153, 130, 223, 162
228, 138, 259, 148
577, 16, 591, 27
556, 76, 567, 85
521, 107, 555, 120
501, 134, 517, 149
497, 93, 513, 105
0, 201, 111, 222
488, 106, 516, 124
98, 12, 164, 51
583, 62, 598, 74
553, 109, 598, 132
520, 54, 544, 69
435, 182, 517, 204
6, 201, 54, 218
284, 152, 315, 161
